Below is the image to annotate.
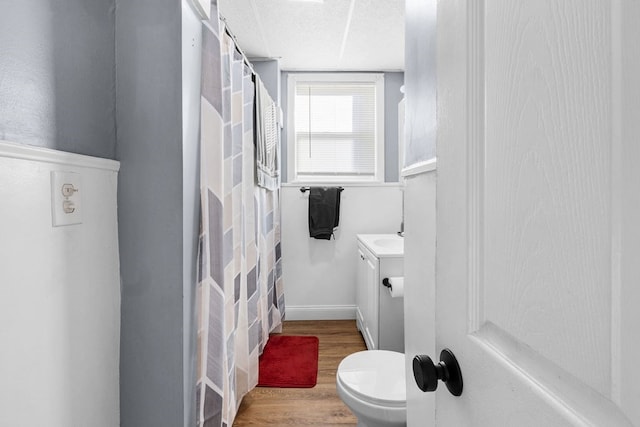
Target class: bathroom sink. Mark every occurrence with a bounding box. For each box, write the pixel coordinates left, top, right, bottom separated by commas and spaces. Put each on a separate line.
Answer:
357, 234, 404, 257
373, 238, 404, 251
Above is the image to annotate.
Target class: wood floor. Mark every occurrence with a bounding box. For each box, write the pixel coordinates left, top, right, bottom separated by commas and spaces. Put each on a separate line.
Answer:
233, 320, 367, 426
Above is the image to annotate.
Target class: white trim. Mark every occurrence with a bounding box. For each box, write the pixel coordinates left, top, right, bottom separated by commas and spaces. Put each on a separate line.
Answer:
287, 75, 297, 183
610, 0, 623, 405
401, 158, 437, 177
285, 305, 356, 321
288, 73, 385, 83
282, 67, 405, 73
398, 98, 405, 177
187, 0, 210, 20
0, 141, 120, 171
466, 0, 485, 335
287, 73, 385, 184
282, 182, 403, 188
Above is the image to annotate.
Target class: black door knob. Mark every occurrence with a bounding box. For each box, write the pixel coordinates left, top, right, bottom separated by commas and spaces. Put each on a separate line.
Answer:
412, 348, 463, 396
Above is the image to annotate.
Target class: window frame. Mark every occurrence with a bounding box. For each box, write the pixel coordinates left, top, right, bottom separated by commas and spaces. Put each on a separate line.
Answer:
287, 73, 385, 183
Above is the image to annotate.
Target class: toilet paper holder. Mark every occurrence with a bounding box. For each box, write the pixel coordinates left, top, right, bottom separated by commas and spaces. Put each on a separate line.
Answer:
382, 277, 405, 298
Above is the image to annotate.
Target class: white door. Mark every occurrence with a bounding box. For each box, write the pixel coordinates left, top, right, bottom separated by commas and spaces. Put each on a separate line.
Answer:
425, 1, 640, 426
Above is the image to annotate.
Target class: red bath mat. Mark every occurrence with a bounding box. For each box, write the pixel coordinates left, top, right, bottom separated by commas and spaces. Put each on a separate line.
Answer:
258, 335, 319, 388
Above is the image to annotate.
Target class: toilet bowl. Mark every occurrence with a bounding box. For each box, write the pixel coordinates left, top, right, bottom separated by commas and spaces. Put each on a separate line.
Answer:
336, 350, 406, 427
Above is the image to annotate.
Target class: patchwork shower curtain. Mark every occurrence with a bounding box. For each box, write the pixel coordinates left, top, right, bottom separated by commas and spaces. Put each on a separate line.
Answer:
196, 4, 285, 426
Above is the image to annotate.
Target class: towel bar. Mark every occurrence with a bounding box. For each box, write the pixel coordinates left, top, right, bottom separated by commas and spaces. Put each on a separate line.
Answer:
299, 186, 344, 193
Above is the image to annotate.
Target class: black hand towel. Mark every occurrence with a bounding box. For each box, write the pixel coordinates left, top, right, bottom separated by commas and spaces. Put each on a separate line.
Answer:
308, 187, 341, 240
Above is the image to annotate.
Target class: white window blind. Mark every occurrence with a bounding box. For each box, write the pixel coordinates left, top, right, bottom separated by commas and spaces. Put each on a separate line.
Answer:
289, 75, 384, 182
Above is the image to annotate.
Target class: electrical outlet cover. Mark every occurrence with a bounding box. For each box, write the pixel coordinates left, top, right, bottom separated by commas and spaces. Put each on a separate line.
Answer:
51, 171, 82, 227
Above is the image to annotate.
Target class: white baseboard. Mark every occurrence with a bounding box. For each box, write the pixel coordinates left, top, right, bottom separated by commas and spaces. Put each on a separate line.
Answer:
285, 305, 356, 321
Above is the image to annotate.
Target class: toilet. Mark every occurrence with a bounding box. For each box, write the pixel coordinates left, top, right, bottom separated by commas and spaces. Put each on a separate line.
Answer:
336, 350, 406, 427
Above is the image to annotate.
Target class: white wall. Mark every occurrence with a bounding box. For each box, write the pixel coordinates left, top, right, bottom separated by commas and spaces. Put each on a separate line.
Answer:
181, 2, 202, 426
281, 184, 402, 319
0, 142, 120, 427
402, 0, 438, 422
403, 167, 436, 426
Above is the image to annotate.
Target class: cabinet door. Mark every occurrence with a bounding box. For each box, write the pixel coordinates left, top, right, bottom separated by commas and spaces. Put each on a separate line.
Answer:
356, 248, 367, 334
364, 253, 379, 350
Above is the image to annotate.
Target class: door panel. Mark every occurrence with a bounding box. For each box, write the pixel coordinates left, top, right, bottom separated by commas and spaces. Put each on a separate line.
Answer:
484, 0, 612, 394
434, 0, 640, 425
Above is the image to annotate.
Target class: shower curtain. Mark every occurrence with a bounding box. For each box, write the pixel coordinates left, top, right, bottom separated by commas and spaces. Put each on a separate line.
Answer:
196, 4, 285, 426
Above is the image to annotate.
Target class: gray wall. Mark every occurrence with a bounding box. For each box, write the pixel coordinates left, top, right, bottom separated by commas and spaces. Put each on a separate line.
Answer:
404, 0, 436, 165
1, 2, 199, 426
0, 0, 116, 158
281, 71, 404, 182
384, 72, 405, 181
253, 60, 281, 106
253, 60, 283, 187
116, 1, 191, 426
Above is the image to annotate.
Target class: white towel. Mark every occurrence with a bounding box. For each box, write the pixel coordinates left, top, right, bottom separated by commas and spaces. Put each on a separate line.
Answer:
255, 78, 280, 190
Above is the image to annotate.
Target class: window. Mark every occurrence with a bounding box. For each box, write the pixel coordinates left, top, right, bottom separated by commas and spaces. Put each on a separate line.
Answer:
287, 73, 385, 183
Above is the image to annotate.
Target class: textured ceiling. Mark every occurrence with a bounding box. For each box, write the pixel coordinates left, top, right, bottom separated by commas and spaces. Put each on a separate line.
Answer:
218, 0, 405, 71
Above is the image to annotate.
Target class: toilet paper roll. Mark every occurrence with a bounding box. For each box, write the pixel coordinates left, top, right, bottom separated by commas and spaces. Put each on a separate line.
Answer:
387, 277, 404, 298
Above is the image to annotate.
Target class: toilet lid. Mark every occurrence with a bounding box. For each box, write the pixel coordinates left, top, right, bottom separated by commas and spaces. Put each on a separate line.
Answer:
337, 350, 406, 406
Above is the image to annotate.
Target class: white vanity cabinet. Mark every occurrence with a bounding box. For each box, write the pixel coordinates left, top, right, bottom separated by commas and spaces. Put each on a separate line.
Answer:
356, 244, 379, 350
356, 235, 405, 352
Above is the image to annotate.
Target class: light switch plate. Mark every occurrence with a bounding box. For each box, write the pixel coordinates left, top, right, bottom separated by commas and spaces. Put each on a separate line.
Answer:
51, 171, 82, 227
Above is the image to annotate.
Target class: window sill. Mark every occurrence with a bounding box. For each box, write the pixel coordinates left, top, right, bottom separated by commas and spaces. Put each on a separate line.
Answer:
282, 182, 403, 188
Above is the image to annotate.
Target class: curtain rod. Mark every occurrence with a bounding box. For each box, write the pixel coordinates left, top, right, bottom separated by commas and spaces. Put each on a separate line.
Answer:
219, 15, 257, 77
